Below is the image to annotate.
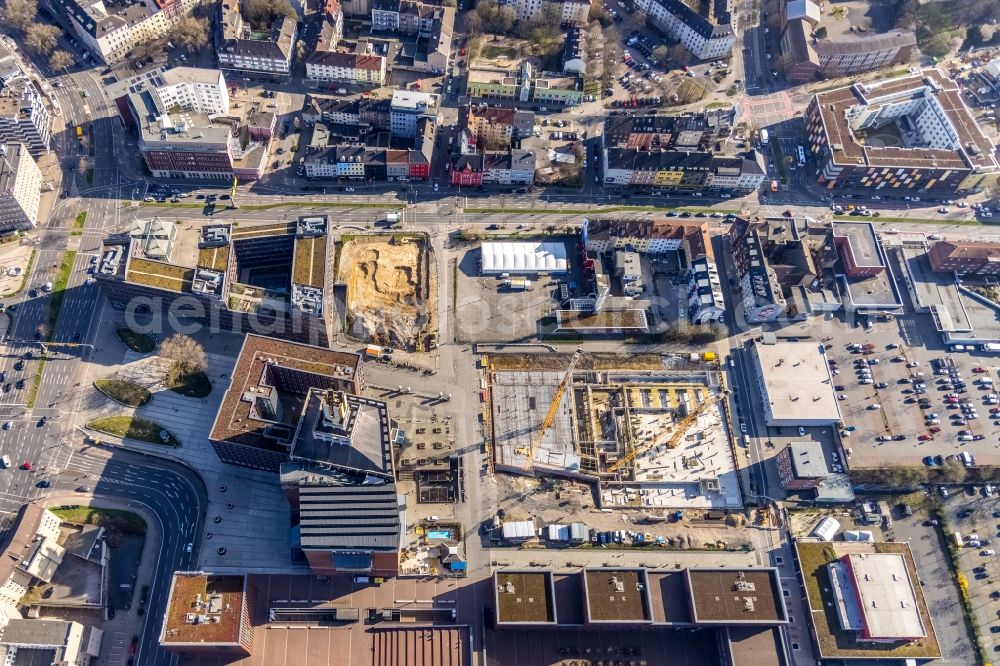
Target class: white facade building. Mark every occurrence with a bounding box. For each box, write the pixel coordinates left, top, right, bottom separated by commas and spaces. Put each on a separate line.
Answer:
635, 0, 735, 59
305, 52, 386, 84
0, 80, 51, 156
389, 90, 437, 138
155, 68, 230, 115
0, 143, 42, 233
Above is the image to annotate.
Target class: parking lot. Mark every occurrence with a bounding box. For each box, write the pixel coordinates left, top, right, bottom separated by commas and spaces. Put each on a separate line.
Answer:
941, 491, 1000, 658
452, 241, 580, 343
820, 313, 1000, 469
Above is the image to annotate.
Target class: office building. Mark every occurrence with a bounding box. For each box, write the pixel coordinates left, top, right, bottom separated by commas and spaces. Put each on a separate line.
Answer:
0, 78, 51, 156
806, 70, 999, 192
389, 90, 437, 138
0, 619, 103, 665
776, 441, 829, 490
160, 573, 255, 656
749, 339, 841, 427
927, 240, 1000, 275
0, 143, 42, 233
467, 61, 583, 106
727, 218, 787, 323
782, 17, 916, 84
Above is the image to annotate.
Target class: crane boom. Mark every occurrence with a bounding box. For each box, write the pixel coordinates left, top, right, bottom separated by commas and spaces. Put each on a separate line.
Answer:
607, 394, 718, 473
515, 349, 584, 469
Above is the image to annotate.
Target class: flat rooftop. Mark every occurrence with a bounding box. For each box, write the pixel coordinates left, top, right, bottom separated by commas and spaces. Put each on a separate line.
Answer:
847, 552, 925, 639
751, 340, 841, 424
125, 257, 194, 293
555, 309, 649, 331
161, 573, 246, 646
293, 235, 327, 289
796, 542, 941, 660
686, 569, 788, 624
495, 571, 555, 624
209, 334, 361, 452
833, 221, 883, 269
814, 69, 998, 172
583, 569, 651, 623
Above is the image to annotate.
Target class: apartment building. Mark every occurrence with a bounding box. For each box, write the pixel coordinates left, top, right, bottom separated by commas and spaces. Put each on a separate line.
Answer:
728, 218, 787, 323
782, 16, 916, 84
635, 0, 736, 59
806, 70, 999, 192
306, 52, 387, 85
483, 149, 535, 185
0, 143, 42, 233
217, 0, 298, 78
389, 90, 437, 138
467, 61, 583, 106
501, 0, 589, 23
0, 78, 51, 156
48, 0, 199, 64
600, 112, 765, 192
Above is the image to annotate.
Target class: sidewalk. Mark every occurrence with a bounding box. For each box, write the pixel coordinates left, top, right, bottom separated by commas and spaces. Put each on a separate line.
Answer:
42, 493, 159, 666
78, 321, 306, 573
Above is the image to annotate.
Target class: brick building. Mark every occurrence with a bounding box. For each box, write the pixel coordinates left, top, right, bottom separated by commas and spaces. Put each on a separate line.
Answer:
927, 240, 1000, 275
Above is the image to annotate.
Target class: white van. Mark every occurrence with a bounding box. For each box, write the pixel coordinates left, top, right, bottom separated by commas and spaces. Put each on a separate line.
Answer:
0, 455, 9, 469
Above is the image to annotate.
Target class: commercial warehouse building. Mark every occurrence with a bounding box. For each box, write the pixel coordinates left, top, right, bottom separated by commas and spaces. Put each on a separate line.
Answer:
480, 241, 569, 275
749, 337, 841, 426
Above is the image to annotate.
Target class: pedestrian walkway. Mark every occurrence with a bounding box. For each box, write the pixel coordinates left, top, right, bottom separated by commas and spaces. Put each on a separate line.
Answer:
81, 332, 307, 573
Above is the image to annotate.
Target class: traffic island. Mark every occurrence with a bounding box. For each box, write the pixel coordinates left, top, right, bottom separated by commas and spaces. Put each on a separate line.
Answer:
94, 380, 152, 407
115, 327, 155, 353
86, 415, 180, 446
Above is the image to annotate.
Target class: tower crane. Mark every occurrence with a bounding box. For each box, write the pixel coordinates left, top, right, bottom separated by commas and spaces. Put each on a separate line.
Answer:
607, 393, 720, 474
515, 348, 584, 470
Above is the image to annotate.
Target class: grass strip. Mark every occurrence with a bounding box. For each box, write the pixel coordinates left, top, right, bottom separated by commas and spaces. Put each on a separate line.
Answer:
87, 415, 180, 446
26, 355, 45, 409
833, 214, 982, 225
50, 506, 147, 536
94, 379, 152, 407
47, 251, 77, 335
71, 211, 87, 236
138, 200, 405, 210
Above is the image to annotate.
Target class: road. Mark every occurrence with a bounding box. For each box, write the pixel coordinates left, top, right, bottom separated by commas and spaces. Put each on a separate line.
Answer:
54, 447, 206, 666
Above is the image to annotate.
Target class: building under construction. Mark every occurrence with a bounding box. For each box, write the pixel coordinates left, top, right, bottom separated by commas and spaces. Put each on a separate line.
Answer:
487, 355, 742, 510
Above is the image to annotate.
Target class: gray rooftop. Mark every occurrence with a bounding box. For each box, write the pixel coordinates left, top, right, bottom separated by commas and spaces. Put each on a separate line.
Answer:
0, 619, 70, 647
292, 390, 393, 476
298, 484, 401, 550
787, 441, 828, 479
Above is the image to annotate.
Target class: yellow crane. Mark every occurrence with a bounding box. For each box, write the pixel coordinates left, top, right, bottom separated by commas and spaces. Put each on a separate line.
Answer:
607, 393, 719, 473
515, 349, 584, 469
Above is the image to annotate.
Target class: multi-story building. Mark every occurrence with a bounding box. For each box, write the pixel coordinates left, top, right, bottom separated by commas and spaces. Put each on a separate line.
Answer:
47, 0, 199, 64
562, 27, 586, 75
483, 149, 535, 185
687, 256, 725, 323
777, 441, 829, 490
389, 90, 437, 138
728, 218, 787, 323
306, 51, 387, 85
463, 105, 523, 149
635, 0, 736, 59
467, 61, 583, 106
928, 241, 1000, 275
369, 0, 452, 72
109, 67, 271, 181
451, 153, 484, 186
96, 218, 342, 347
502, 0, 589, 23
600, 112, 765, 192
781, 16, 916, 84
161, 573, 256, 656
0, 78, 51, 156
0, 143, 41, 233
0, 619, 103, 665
806, 70, 999, 192
217, 0, 298, 78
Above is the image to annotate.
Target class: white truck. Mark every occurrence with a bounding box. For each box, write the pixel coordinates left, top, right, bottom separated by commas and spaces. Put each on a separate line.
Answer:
335, 88, 348, 95
982, 343, 1000, 353
503, 278, 531, 291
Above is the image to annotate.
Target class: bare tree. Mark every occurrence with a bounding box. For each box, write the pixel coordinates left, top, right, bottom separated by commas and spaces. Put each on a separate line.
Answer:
669, 44, 691, 67
172, 16, 209, 52
652, 45, 668, 63
675, 78, 706, 104
1, 0, 36, 31
940, 460, 966, 484
240, 0, 296, 29
23, 23, 59, 55
48, 50, 74, 73
160, 333, 207, 385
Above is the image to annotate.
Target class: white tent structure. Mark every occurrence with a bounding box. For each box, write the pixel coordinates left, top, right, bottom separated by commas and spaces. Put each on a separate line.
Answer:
480, 242, 568, 274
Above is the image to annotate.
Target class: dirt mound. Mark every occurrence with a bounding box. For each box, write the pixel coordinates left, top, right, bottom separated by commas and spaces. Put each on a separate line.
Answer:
337, 235, 436, 349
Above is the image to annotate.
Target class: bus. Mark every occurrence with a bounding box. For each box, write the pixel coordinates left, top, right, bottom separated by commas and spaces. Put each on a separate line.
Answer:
75, 126, 83, 138
796, 146, 806, 167
760, 129, 769, 145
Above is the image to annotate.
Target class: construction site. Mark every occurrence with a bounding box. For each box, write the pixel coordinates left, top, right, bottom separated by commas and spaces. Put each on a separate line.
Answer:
336, 233, 436, 351
487, 352, 743, 511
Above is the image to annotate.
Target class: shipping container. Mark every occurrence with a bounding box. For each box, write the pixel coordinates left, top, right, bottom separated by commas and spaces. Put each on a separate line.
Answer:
364, 344, 381, 357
